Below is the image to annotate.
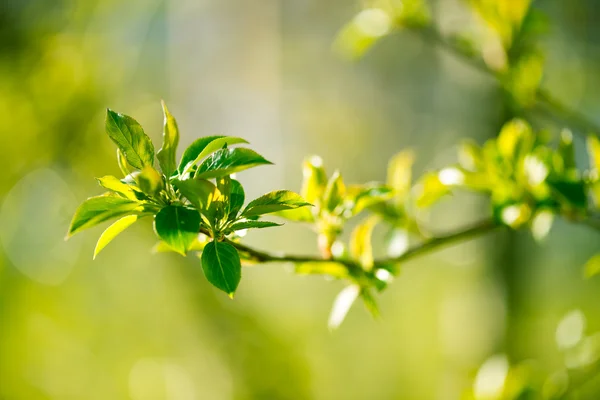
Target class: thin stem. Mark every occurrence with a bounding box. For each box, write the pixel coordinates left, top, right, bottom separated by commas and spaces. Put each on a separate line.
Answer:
413, 25, 600, 137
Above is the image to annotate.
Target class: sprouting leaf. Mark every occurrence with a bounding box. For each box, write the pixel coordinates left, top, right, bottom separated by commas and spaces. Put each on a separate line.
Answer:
195, 148, 273, 179
201, 240, 242, 297
105, 109, 155, 169
347, 184, 394, 214
387, 149, 414, 198
154, 205, 201, 256
350, 216, 378, 270
228, 220, 282, 232
415, 172, 451, 208
301, 155, 328, 204
156, 100, 180, 177
117, 148, 131, 177
96, 175, 138, 200
295, 261, 349, 278
243, 190, 311, 218
178, 136, 248, 175
496, 118, 533, 161
93, 215, 139, 259
584, 254, 600, 279
328, 285, 360, 330
136, 166, 164, 197
228, 179, 245, 219
323, 170, 345, 212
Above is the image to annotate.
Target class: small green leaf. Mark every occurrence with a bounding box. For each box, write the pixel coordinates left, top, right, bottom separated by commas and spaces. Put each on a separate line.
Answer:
229, 179, 245, 219
93, 215, 139, 259
243, 190, 311, 217
156, 100, 180, 177
174, 178, 217, 211
349, 216, 378, 270
195, 148, 273, 179
387, 149, 414, 199
116, 148, 131, 177
588, 135, 600, 173
347, 184, 393, 214
228, 220, 282, 232
67, 194, 145, 237
360, 288, 379, 319
105, 109, 155, 169
136, 166, 164, 197
415, 172, 451, 208
154, 205, 201, 256
201, 241, 242, 296
301, 155, 328, 204
496, 119, 533, 161
328, 285, 360, 330
179, 136, 248, 175
295, 262, 349, 278
584, 254, 600, 279
96, 175, 139, 200
323, 170, 345, 212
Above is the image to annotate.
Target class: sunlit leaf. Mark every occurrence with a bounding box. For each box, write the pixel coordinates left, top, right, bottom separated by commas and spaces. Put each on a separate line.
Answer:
272, 207, 315, 223
243, 190, 311, 218
496, 118, 533, 161
228, 220, 282, 232
301, 155, 328, 204
387, 149, 414, 197
530, 209, 554, 242
350, 216, 378, 270
414, 172, 451, 208
154, 205, 200, 256
136, 166, 164, 197
173, 178, 217, 211
323, 170, 346, 212
195, 148, 273, 179
588, 135, 600, 173
201, 240, 241, 297
458, 140, 483, 172
178, 136, 248, 175
93, 215, 139, 259
156, 100, 180, 178
333, 8, 393, 60
105, 109, 155, 169
96, 175, 139, 200
584, 254, 600, 279
347, 184, 394, 214
328, 285, 360, 330
116, 148, 131, 177
229, 179, 245, 219
152, 235, 207, 254
67, 194, 145, 238
295, 261, 348, 278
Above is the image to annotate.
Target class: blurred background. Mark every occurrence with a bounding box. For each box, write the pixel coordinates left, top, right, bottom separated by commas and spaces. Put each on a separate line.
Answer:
1, 0, 600, 399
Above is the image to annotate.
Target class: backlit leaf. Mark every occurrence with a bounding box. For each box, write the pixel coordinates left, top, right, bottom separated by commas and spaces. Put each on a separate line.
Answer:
96, 175, 138, 200
105, 109, 155, 169
178, 136, 248, 175
350, 216, 378, 270
243, 190, 311, 218
136, 166, 164, 197
301, 155, 328, 204
93, 215, 139, 259
323, 170, 345, 212
195, 148, 273, 179
154, 205, 201, 256
156, 100, 180, 177
228, 220, 282, 232
201, 241, 241, 297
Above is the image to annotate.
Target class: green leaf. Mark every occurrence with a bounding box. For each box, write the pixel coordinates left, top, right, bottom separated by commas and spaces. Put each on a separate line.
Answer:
154, 205, 201, 256
301, 155, 328, 204
179, 136, 248, 175
328, 285, 360, 330
458, 140, 483, 172
174, 178, 217, 210
228, 179, 245, 219
243, 190, 311, 218
228, 220, 282, 232
496, 119, 533, 161
116, 148, 131, 177
387, 149, 414, 198
195, 148, 273, 179
136, 166, 164, 197
547, 178, 588, 209
105, 109, 155, 169
349, 216, 378, 270
323, 170, 346, 212
153, 235, 207, 254
272, 207, 315, 222
201, 241, 241, 297
96, 175, 139, 200
558, 129, 576, 172
415, 172, 451, 208
93, 215, 139, 259
67, 194, 145, 237
361, 288, 380, 318
295, 261, 349, 278
588, 135, 600, 173
347, 184, 394, 214
156, 100, 180, 177
584, 254, 600, 279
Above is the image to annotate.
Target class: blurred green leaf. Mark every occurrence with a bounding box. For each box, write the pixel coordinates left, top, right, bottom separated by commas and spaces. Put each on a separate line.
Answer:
588, 135, 600, 172
136, 166, 164, 197
93, 215, 139, 259
458, 140, 483, 172
105, 109, 155, 169
179, 136, 248, 175
156, 100, 180, 178
387, 149, 414, 197
67, 194, 145, 237
584, 254, 600, 279
361, 288, 380, 319
195, 148, 273, 179
547, 178, 588, 209
201, 241, 241, 297
228, 220, 282, 232
295, 261, 349, 278
333, 8, 393, 60
323, 170, 345, 212
415, 172, 451, 208
350, 216, 378, 270
154, 205, 200, 256
497, 118, 534, 160
328, 285, 360, 330
558, 130, 576, 172
243, 190, 311, 218
272, 207, 315, 223
301, 155, 328, 204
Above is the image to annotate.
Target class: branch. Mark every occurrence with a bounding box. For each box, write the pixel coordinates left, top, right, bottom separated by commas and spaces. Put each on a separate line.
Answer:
227, 218, 499, 272
415, 25, 600, 137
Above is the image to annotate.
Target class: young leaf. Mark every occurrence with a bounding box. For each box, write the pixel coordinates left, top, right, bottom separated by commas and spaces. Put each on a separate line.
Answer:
328, 285, 360, 330
584, 254, 600, 279
201, 240, 242, 297
588, 135, 600, 173
349, 216, 378, 270
347, 184, 394, 214
228, 179, 245, 219
173, 178, 218, 211
93, 215, 139, 259
195, 148, 273, 179
117, 148, 131, 177
323, 170, 346, 212
301, 155, 328, 204
228, 220, 282, 232
243, 190, 311, 217
154, 205, 201, 256
387, 149, 414, 198
179, 136, 248, 175
496, 119, 533, 161
67, 194, 145, 237
361, 288, 380, 318
156, 101, 180, 177
96, 175, 138, 200
415, 172, 451, 208
136, 166, 164, 197
105, 109, 155, 169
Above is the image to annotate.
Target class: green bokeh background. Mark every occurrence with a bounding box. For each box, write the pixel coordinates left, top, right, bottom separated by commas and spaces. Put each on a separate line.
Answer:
0, 1, 599, 399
